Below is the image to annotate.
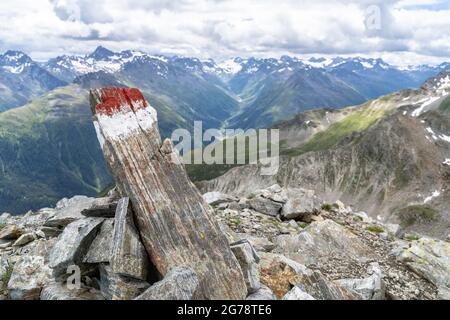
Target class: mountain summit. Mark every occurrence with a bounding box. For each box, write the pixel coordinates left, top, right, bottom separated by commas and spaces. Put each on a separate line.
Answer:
88, 46, 116, 60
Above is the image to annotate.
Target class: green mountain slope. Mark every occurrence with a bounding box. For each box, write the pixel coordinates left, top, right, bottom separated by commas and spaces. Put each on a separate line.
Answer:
199, 74, 450, 238
0, 85, 113, 213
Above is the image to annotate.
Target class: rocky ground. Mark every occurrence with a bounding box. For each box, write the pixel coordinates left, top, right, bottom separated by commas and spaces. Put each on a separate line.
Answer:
207, 185, 449, 300
0, 184, 449, 300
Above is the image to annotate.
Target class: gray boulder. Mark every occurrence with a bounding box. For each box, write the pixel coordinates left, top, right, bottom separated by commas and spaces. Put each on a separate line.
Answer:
398, 237, 450, 294
135, 267, 199, 300
246, 285, 277, 300
202, 192, 238, 206
258, 253, 360, 300
84, 219, 114, 264
0, 225, 22, 240
236, 234, 276, 252
273, 219, 374, 266
280, 188, 322, 221
351, 211, 374, 223
8, 255, 53, 300
0, 240, 14, 249
8, 239, 56, 300
231, 241, 261, 294
18, 208, 56, 229
39, 226, 62, 238
335, 263, 385, 300
12, 233, 37, 247
99, 264, 150, 300
251, 184, 288, 204
282, 286, 315, 300
48, 217, 104, 277
45, 196, 96, 228
248, 196, 282, 217
81, 197, 118, 218
296, 269, 361, 300
0, 213, 12, 224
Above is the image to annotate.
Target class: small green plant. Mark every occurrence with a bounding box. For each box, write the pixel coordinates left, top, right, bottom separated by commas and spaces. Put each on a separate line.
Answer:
321, 203, 333, 211
404, 234, 420, 241
0, 223, 5, 230
397, 205, 439, 227
1, 262, 14, 294
229, 217, 242, 226
366, 225, 385, 234
297, 222, 308, 229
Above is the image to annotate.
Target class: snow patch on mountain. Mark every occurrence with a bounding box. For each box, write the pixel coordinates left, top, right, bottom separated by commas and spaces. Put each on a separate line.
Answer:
303, 57, 333, 68
46, 49, 154, 77
423, 190, 441, 204
217, 59, 242, 74
360, 61, 375, 69
2, 64, 30, 74
424, 127, 450, 143
426, 127, 438, 140
439, 134, 450, 143
412, 96, 440, 117
0, 51, 34, 74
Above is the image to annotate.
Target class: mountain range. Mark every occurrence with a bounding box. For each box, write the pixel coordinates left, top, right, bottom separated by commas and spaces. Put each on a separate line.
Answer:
0, 46, 449, 217
0, 51, 66, 112
2, 46, 449, 120
200, 71, 450, 239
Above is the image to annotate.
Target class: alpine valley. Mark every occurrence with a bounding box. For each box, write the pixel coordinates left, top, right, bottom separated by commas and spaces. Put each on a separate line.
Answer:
0, 46, 449, 241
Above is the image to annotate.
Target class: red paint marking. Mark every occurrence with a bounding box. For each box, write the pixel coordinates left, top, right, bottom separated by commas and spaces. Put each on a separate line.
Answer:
95, 87, 147, 116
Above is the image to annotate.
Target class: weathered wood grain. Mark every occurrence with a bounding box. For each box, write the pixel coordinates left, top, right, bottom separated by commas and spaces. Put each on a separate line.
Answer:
90, 87, 246, 300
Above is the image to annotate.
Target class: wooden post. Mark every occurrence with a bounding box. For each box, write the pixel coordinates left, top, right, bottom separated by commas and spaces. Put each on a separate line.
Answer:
90, 87, 246, 300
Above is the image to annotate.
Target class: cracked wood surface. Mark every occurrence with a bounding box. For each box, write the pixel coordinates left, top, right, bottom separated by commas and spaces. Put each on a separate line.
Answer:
90, 87, 246, 299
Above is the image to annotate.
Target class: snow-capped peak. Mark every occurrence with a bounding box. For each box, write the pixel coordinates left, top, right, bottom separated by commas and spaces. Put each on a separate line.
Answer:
422, 71, 450, 96
303, 57, 334, 68
217, 59, 243, 75
0, 51, 34, 74
301, 57, 393, 71
46, 48, 170, 77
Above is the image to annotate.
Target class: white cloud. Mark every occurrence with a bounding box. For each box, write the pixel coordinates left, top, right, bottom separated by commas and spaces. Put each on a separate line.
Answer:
0, 0, 449, 65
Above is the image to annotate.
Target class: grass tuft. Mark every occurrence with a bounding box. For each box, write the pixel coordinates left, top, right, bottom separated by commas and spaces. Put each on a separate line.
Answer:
397, 205, 439, 227
1, 261, 14, 295
404, 234, 420, 241
366, 225, 385, 234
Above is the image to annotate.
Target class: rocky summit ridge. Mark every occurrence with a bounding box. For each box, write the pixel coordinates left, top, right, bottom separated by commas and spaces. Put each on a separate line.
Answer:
0, 184, 448, 300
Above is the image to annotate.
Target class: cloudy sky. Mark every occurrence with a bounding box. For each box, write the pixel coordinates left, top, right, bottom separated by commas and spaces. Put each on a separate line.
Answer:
0, 0, 449, 66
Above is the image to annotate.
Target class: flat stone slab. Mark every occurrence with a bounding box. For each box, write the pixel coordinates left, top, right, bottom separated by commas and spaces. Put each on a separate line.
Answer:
110, 198, 148, 281
135, 266, 199, 300
84, 219, 114, 264
81, 197, 118, 218
48, 217, 104, 277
